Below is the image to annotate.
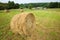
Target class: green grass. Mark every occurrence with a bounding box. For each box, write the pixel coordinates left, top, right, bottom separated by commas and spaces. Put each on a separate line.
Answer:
0, 8, 60, 40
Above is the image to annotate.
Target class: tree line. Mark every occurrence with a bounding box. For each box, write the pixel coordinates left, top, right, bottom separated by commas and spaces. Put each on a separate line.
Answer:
0, 1, 20, 10
0, 1, 60, 10
20, 2, 60, 9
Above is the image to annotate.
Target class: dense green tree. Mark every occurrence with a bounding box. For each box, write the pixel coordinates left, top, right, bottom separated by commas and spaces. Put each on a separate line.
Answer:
8, 1, 15, 9
58, 2, 60, 8
48, 2, 59, 8
0, 1, 20, 10
20, 4, 25, 9
14, 3, 20, 9
28, 3, 33, 9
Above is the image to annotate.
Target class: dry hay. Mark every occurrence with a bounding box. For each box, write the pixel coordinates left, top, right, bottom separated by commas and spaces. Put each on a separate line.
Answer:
20, 9, 24, 12
4, 9, 9, 13
10, 13, 40, 40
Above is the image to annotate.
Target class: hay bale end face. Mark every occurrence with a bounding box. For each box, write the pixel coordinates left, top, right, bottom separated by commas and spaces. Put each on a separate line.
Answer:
10, 13, 36, 36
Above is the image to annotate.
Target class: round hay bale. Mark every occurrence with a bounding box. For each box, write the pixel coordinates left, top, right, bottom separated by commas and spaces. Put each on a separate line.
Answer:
20, 9, 24, 12
10, 13, 36, 36
4, 9, 9, 13
10, 13, 41, 40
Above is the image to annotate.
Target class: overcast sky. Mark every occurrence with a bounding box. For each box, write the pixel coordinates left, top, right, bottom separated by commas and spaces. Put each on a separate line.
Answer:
0, 0, 60, 4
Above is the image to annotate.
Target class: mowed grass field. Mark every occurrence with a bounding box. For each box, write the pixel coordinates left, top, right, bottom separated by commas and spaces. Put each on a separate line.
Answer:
0, 8, 60, 40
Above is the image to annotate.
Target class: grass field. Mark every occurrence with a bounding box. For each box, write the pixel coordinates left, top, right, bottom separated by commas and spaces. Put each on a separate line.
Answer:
0, 8, 60, 40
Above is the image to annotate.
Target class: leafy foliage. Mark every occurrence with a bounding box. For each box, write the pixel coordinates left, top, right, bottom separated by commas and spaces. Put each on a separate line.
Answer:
0, 1, 20, 10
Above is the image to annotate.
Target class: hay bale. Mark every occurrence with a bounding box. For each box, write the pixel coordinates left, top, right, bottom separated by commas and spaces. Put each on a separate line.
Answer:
10, 13, 36, 35
20, 9, 24, 12
4, 9, 9, 13
10, 13, 40, 40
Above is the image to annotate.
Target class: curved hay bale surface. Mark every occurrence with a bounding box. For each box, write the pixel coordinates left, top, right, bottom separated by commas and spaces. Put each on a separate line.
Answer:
10, 13, 36, 36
